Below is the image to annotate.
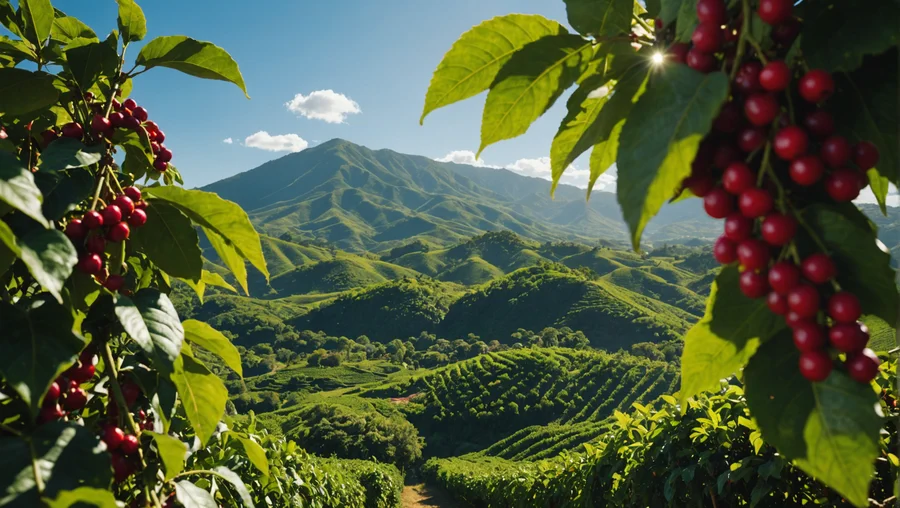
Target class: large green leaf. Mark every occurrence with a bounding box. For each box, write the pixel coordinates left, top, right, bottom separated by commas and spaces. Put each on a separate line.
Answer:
0, 423, 110, 506
16, 228, 77, 303
174, 481, 217, 508
563, 0, 632, 37
744, 336, 882, 508
213, 467, 254, 508
0, 151, 47, 226
39, 138, 103, 171
19, 0, 53, 51
674, 0, 699, 43
679, 265, 786, 405
0, 298, 85, 417
182, 269, 237, 303
115, 0, 146, 43
799, 204, 898, 325
171, 352, 228, 446
33, 168, 93, 221
65, 40, 119, 91
129, 201, 202, 282
145, 431, 186, 481
204, 231, 249, 295
616, 67, 728, 249
224, 432, 269, 476
801, 1, 898, 73
50, 17, 97, 43
44, 487, 118, 508
0, 220, 15, 275
658, 0, 683, 24
145, 186, 268, 291
135, 36, 248, 98
0, 0, 22, 38
0, 69, 56, 117
183, 319, 242, 377
115, 289, 184, 376
421, 14, 565, 124
479, 34, 594, 155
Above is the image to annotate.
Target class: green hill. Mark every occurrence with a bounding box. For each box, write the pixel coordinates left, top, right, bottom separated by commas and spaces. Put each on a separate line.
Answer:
269, 255, 421, 295
602, 267, 706, 317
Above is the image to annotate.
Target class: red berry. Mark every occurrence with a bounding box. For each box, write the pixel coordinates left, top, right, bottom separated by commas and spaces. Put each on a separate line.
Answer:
111, 452, 132, 482
773, 126, 808, 160
153, 159, 169, 172
696, 0, 726, 24
121, 381, 141, 406
821, 136, 851, 168
686, 49, 716, 73
737, 127, 766, 152
65, 219, 87, 241
847, 349, 880, 384
798, 70, 835, 103
150, 141, 161, 155
853, 170, 869, 190
737, 239, 770, 270
654, 18, 664, 31
77, 254, 103, 275
109, 112, 126, 128
102, 205, 122, 225
123, 116, 141, 130
703, 187, 734, 219
767, 291, 788, 314
157, 147, 173, 163
135, 200, 148, 210
128, 208, 148, 227
828, 292, 861, 324
40, 129, 58, 147
789, 155, 825, 186
785, 310, 805, 328
722, 162, 754, 194
744, 93, 779, 126
124, 186, 142, 202
738, 188, 774, 218
713, 236, 738, 264
61, 122, 84, 139
105, 274, 125, 292
801, 253, 836, 284
739, 270, 769, 299
66, 379, 79, 391
669, 42, 690, 64
768, 262, 801, 295
111, 98, 121, 111
758, 0, 793, 25
121, 434, 140, 455
771, 18, 800, 45
691, 22, 722, 53
122, 98, 138, 111
793, 322, 826, 352
103, 426, 126, 450
80, 348, 95, 365
685, 174, 715, 197
64, 387, 87, 411
83, 210, 104, 229
829, 322, 868, 354
46, 382, 61, 401
91, 115, 112, 133
86, 235, 106, 255
787, 284, 820, 319
803, 110, 835, 138
799, 350, 832, 382
155, 130, 166, 143
713, 142, 741, 170
734, 62, 762, 94
107, 222, 131, 243
38, 403, 65, 424
825, 169, 861, 202
132, 107, 149, 123
724, 213, 754, 241
853, 142, 879, 171
759, 61, 791, 91
114, 195, 135, 217
713, 102, 743, 133
69, 363, 95, 382
761, 213, 797, 246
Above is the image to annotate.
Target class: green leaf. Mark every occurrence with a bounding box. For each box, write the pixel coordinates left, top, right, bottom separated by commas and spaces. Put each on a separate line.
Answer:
183, 319, 242, 378
33, 168, 93, 221
674, 0, 699, 43
0, 298, 86, 417
867, 169, 890, 216
115, 289, 184, 376
130, 200, 202, 282
0, 423, 111, 505
51, 16, 97, 43
421, 14, 565, 124
744, 336, 882, 508
679, 265, 786, 405
182, 270, 237, 303
172, 351, 228, 446
551, 77, 612, 193
616, 67, 729, 249
0, 0, 22, 38
0, 36, 35, 63
0, 68, 58, 119
145, 186, 268, 290
39, 138, 103, 171
175, 481, 217, 508
479, 34, 594, 156
563, 0, 632, 37
204, 231, 249, 295
799, 203, 898, 325
116, 0, 146, 43
17, 228, 78, 303
65, 40, 119, 91
658, 0, 683, 24
0, 151, 47, 226
19, 0, 53, 50
145, 431, 186, 481
801, 1, 898, 73
213, 467, 254, 508
225, 432, 269, 476
0, 221, 15, 275
44, 487, 118, 508
135, 36, 248, 98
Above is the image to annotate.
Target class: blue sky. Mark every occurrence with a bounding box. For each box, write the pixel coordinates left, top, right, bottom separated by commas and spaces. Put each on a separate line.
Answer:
44, 0, 610, 191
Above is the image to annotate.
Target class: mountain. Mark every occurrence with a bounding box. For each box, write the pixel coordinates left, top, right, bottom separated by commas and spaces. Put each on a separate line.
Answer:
201, 139, 720, 253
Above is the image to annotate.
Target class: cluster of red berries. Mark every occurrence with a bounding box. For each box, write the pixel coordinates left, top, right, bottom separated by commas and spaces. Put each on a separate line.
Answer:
38, 348, 96, 423
663, 0, 883, 384
104, 378, 151, 482
65, 186, 148, 291
42, 95, 173, 173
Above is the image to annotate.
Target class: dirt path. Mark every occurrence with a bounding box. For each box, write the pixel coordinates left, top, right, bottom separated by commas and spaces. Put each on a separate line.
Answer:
401, 483, 460, 508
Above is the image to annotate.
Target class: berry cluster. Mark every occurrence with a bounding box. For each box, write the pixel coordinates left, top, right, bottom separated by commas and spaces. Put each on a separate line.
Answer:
663, 0, 882, 383
65, 186, 148, 291
38, 348, 96, 423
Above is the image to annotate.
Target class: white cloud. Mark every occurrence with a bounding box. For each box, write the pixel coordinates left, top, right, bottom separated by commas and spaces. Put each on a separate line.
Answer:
285, 90, 361, 123
857, 183, 900, 207
434, 151, 616, 192
244, 131, 308, 153
222, 137, 233, 144
436, 150, 497, 168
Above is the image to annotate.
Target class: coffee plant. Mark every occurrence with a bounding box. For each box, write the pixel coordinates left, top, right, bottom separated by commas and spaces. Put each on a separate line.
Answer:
0, 0, 279, 506
422, 0, 898, 505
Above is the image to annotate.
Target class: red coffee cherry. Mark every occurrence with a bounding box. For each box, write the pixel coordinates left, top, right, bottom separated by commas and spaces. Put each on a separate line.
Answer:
64, 386, 87, 411
686, 174, 716, 197
821, 136, 851, 167
799, 350, 832, 382
669, 42, 690, 64
121, 434, 140, 455
771, 18, 800, 45
722, 162, 755, 195
713, 142, 741, 170
691, 22, 723, 53
759, 61, 791, 91
803, 110, 835, 138
128, 208, 148, 227
787, 284, 820, 319
724, 213, 754, 241
793, 322, 826, 352
69, 363, 95, 382
767, 291, 788, 314
46, 381, 61, 401
760, 213, 797, 246
65, 219, 87, 241
122, 98, 138, 111
737, 127, 766, 153
696, 0, 726, 24
798, 70, 835, 103
109, 112, 126, 128
757, 0, 793, 25
102, 205, 123, 225
704, 188, 734, 219
713, 236, 738, 264
852, 141, 880, 171
77, 254, 103, 275
825, 169, 861, 202
768, 261, 800, 295
153, 159, 169, 172
123, 186, 142, 202
789, 156, 825, 186
86, 235, 106, 255
713, 102, 743, 133
739, 270, 769, 299
107, 222, 131, 243
687, 49, 717, 73
61, 122, 84, 139
737, 239, 770, 270
738, 188, 774, 218
132, 106, 149, 123
744, 93, 779, 126
105, 274, 125, 292
734, 62, 763, 94
829, 322, 868, 354
847, 349, 880, 384
91, 115, 112, 133
784, 310, 805, 328
773, 126, 808, 160
103, 425, 126, 450
801, 253, 836, 284
114, 195, 135, 217
828, 291, 861, 323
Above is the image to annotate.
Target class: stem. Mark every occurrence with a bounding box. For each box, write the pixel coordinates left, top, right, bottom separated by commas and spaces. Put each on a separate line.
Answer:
633, 14, 654, 36
745, 35, 769, 64
29, 441, 45, 494
0, 422, 22, 436
103, 43, 129, 118
90, 176, 106, 211
730, 0, 752, 81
